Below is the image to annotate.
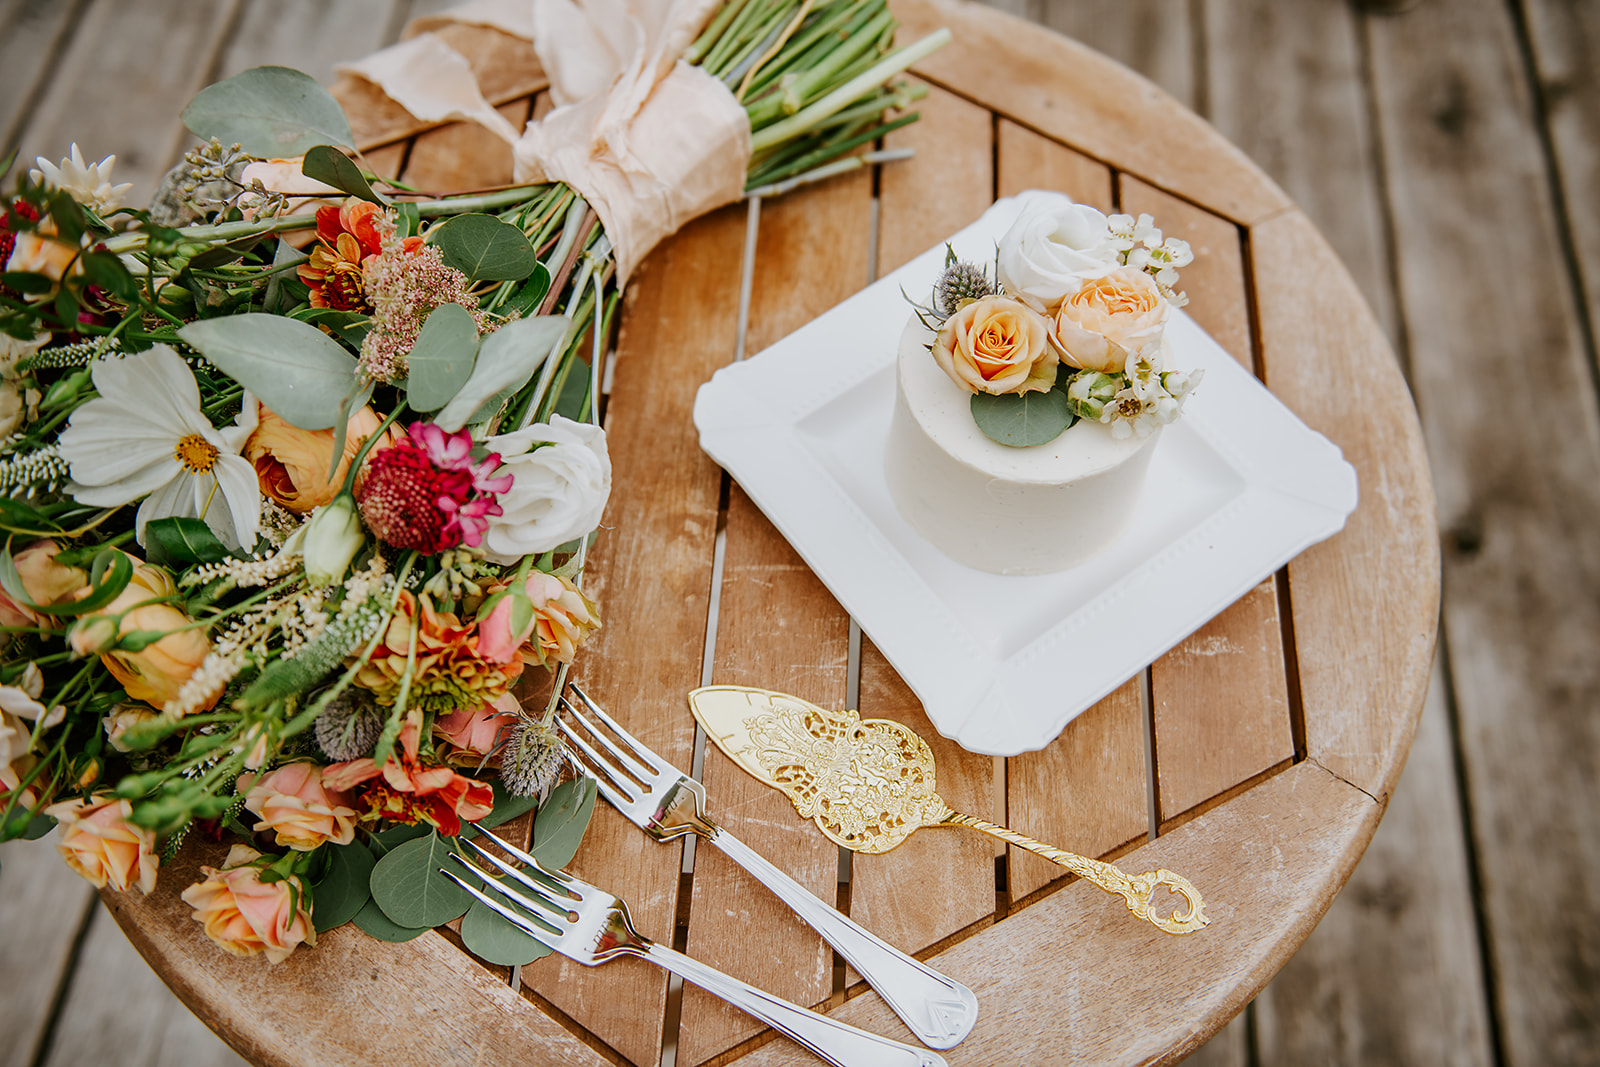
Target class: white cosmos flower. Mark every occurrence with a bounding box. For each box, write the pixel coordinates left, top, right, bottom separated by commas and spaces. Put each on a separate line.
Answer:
57, 345, 261, 550
29, 144, 134, 216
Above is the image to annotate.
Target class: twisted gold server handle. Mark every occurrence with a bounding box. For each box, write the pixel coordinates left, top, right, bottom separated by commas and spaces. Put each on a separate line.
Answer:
939, 810, 1210, 935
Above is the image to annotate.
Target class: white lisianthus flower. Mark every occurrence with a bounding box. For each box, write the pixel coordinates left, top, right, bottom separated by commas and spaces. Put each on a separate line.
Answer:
480, 415, 611, 563
57, 345, 261, 550
996, 200, 1121, 312
29, 144, 134, 216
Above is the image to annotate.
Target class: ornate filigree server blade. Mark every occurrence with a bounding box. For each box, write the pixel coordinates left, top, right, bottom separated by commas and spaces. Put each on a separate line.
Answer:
690, 685, 1208, 936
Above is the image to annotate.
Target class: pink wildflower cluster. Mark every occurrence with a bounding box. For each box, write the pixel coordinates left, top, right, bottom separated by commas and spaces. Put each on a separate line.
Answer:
357, 423, 513, 554
359, 238, 498, 383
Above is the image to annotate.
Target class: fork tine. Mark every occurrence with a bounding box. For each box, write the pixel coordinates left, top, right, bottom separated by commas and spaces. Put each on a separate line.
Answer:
471, 825, 574, 888
458, 837, 574, 913
439, 861, 564, 941
565, 683, 676, 776
553, 713, 649, 806
557, 694, 661, 783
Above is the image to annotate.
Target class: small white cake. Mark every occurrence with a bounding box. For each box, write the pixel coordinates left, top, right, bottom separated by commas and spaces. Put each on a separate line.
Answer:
884, 317, 1161, 575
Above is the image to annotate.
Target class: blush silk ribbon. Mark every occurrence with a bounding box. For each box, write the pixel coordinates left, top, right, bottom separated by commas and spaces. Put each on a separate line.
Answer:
337, 0, 753, 283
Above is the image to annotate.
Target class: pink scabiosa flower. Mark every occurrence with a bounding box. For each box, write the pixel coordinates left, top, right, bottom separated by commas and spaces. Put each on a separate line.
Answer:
357, 422, 513, 554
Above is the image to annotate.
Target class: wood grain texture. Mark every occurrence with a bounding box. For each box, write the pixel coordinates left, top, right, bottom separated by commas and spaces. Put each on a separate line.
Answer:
679, 172, 874, 1067
217, 0, 402, 83
10, 0, 241, 206
1005, 681, 1147, 903
0, 837, 94, 1067
1250, 208, 1437, 802
399, 98, 528, 192
520, 204, 750, 1067
995, 120, 1113, 208
734, 761, 1381, 1066
43, 906, 250, 1067
0, 0, 85, 150
1201, 0, 1398, 344
103, 841, 611, 1067
1254, 655, 1494, 1066
1367, 0, 1600, 1060
875, 78, 992, 277
1036, 0, 1195, 108
1152, 579, 1292, 824
892, 0, 1293, 225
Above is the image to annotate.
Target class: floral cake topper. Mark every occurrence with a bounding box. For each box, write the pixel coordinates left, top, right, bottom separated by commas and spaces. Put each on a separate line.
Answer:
911, 199, 1203, 446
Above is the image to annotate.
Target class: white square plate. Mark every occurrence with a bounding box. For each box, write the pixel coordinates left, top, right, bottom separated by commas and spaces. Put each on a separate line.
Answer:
693, 192, 1358, 755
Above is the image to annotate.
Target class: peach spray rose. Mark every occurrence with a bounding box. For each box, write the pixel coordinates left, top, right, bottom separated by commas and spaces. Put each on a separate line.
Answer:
239, 762, 358, 851
180, 844, 315, 963
68, 554, 213, 711
931, 295, 1056, 396
1049, 266, 1169, 374
44, 795, 159, 893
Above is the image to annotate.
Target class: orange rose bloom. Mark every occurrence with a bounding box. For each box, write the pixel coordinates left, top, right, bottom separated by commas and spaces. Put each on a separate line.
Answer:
180, 844, 315, 964
44, 795, 159, 894
932, 295, 1056, 396
1050, 266, 1169, 373
68, 553, 214, 712
244, 403, 389, 512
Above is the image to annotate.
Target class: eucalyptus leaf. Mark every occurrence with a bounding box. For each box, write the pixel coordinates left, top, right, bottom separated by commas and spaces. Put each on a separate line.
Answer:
459, 873, 555, 966
352, 896, 430, 943
181, 66, 355, 158
368, 822, 431, 858
263, 239, 305, 314
502, 263, 552, 318
312, 839, 376, 932
369, 831, 473, 928
178, 314, 359, 430
432, 316, 569, 432
428, 214, 539, 284
404, 303, 480, 412
144, 516, 233, 567
302, 145, 388, 206
531, 776, 597, 870
969, 388, 1077, 447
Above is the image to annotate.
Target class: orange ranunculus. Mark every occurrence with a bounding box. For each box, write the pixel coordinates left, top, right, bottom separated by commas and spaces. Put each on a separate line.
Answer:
0, 540, 87, 629
324, 710, 494, 836
239, 762, 358, 852
352, 591, 522, 713
44, 794, 159, 894
68, 553, 214, 712
180, 844, 314, 963
932, 295, 1056, 396
244, 402, 390, 513
1049, 266, 1169, 374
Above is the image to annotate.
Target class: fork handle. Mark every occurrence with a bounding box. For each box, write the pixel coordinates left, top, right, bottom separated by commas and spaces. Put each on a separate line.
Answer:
644, 942, 947, 1067
709, 826, 978, 1050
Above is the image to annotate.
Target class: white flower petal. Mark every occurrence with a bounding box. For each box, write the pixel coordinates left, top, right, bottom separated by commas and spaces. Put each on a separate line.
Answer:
210, 455, 263, 550
69, 456, 179, 506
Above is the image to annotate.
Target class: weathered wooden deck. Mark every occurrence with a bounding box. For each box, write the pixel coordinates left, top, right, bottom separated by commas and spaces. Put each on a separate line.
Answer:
0, 0, 1592, 1064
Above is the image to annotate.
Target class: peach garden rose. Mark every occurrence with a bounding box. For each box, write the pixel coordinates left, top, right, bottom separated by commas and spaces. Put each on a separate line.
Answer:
67, 553, 213, 712
239, 762, 358, 851
244, 402, 389, 513
180, 844, 315, 964
1049, 266, 1169, 374
931, 295, 1056, 396
44, 794, 159, 894
476, 572, 601, 668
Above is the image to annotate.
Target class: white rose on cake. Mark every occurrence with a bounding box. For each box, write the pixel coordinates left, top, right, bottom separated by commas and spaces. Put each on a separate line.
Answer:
481, 415, 611, 563
996, 201, 1121, 312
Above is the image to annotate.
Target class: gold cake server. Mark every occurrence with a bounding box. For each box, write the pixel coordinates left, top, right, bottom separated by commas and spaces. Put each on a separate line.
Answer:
689, 685, 1209, 936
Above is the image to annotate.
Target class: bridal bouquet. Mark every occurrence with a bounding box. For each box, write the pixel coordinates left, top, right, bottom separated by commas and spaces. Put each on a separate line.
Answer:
0, 0, 945, 963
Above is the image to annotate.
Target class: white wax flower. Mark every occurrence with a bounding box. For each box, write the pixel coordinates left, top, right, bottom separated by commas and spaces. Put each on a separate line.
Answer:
996, 200, 1121, 312
481, 415, 611, 562
29, 144, 133, 215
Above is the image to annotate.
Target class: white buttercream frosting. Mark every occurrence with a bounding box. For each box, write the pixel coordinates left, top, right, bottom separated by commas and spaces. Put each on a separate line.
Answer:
884, 317, 1161, 575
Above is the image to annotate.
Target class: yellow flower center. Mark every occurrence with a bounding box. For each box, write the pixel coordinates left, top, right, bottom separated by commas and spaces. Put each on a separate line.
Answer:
174, 433, 219, 474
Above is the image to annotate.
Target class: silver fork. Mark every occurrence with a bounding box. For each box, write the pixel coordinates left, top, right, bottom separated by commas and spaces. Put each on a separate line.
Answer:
555, 684, 979, 1050
444, 832, 947, 1067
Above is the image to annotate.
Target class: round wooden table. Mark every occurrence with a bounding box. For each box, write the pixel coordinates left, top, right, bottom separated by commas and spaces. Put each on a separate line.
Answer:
103, 1, 1439, 1063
